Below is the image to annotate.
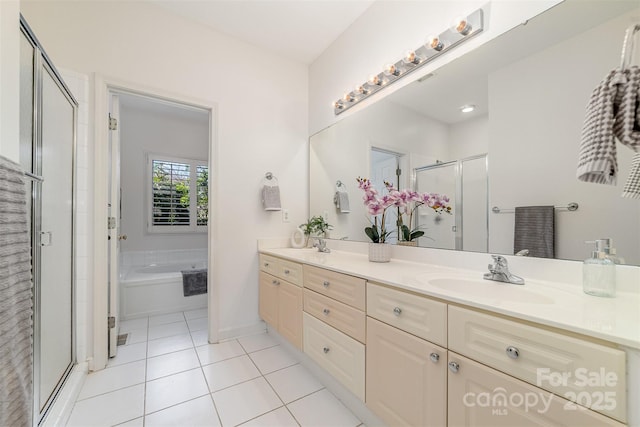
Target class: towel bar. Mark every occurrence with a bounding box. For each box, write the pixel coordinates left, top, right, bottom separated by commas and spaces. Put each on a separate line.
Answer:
492, 202, 578, 214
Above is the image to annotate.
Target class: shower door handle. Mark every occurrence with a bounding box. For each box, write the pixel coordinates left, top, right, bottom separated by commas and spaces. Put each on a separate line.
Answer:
118, 234, 128, 241
451, 226, 457, 232
40, 231, 52, 246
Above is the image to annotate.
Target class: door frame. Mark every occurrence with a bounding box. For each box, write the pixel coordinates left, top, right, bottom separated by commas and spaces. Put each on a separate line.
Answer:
92, 75, 219, 371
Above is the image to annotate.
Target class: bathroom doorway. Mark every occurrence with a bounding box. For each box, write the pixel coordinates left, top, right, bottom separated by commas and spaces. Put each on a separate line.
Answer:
98, 83, 216, 365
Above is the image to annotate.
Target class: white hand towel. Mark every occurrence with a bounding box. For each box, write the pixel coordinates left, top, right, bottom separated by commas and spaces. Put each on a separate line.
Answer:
334, 190, 350, 213
262, 185, 281, 211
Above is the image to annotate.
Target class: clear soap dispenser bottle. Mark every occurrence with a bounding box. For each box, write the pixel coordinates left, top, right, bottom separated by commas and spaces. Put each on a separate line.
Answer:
583, 239, 616, 297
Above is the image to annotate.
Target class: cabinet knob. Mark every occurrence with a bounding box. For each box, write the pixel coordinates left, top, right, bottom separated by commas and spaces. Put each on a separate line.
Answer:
323, 346, 330, 354
284, 269, 290, 274
272, 280, 280, 285
430, 352, 440, 363
448, 361, 460, 373
323, 308, 330, 315
264, 262, 269, 267
323, 281, 330, 287
506, 346, 520, 359
393, 307, 402, 316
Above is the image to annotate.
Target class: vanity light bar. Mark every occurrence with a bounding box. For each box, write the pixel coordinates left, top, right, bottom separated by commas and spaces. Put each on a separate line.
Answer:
333, 8, 484, 115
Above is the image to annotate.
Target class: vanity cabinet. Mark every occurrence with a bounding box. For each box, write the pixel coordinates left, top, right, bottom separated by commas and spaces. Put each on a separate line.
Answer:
258, 255, 303, 349
447, 352, 625, 427
366, 316, 447, 427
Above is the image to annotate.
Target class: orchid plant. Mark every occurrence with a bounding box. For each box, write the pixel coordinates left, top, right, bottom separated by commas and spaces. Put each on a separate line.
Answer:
357, 176, 452, 243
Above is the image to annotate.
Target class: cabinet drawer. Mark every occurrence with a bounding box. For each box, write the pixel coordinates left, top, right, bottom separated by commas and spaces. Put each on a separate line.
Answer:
367, 282, 447, 347
278, 258, 303, 287
304, 289, 366, 343
303, 312, 365, 401
448, 306, 626, 422
303, 265, 365, 310
448, 352, 625, 427
259, 254, 279, 277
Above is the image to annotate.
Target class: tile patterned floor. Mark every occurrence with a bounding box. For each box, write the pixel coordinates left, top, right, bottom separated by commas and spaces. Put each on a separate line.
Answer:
67, 309, 363, 426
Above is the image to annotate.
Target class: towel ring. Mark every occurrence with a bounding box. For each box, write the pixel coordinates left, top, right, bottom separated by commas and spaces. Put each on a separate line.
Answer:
263, 172, 279, 186
336, 180, 347, 191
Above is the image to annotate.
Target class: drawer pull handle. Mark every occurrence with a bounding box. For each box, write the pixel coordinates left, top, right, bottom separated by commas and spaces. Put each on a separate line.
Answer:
322, 308, 330, 315
448, 361, 459, 373
393, 307, 402, 316
264, 262, 269, 267
284, 269, 290, 274
430, 353, 440, 363
323, 346, 330, 354
323, 281, 330, 287
272, 279, 278, 285
506, 346, 520, 359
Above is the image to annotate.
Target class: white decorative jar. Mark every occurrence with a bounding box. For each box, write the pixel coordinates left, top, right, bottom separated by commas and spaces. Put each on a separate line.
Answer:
368, 243, 391, 263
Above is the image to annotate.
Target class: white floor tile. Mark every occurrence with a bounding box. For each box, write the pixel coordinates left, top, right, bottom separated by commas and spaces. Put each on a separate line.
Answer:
145, 368, 209, 414
147, 333, 194, 358
145, 395, 221, 426
212, 377, 283, 427
146, 348, 200, 381
265, 364, 323, 404
187, 316, 208, 332
202, 355, 261, 392
149, 312, 186, 326
114, 417, 144, 426
184, 307, 208, 320
248, 345, 297, 375
107, 342, 147, 367
119, 318, 148, 333
240, 407, 298, 427
196, 340, 245, 366
237, 332, 278, 354
148, 320, 190, 340
123, 327, 148, 345
287, 389, 360, 427
67, 384, 144, 427
191, 329, 209, 347
79, 360, 146, 400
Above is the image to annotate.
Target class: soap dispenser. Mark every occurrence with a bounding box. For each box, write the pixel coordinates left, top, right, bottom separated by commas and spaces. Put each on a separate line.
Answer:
583, 239, 616, 297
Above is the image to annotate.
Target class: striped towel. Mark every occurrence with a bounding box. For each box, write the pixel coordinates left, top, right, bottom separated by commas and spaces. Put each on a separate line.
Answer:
514, 206, 555, 259
622, 153, 640, 199
577, 66, 640, 185
0, 156, 33, 427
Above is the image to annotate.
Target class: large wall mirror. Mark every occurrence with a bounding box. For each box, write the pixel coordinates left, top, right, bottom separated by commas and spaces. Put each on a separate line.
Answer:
310, 0, 640, 265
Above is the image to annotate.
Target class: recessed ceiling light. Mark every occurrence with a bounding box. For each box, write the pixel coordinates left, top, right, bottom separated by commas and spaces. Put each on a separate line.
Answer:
460, 104, 476, 113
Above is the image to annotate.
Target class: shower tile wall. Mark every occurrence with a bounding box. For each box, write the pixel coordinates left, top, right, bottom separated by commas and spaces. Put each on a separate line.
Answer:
60, 69, 91, 365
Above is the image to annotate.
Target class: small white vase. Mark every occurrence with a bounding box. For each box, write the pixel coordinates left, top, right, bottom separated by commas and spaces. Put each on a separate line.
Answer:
368, 243, 391, 263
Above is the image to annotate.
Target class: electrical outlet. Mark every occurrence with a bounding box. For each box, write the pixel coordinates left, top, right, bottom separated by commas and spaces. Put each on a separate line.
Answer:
323, 211, 329, 221
282, 209, 290, 223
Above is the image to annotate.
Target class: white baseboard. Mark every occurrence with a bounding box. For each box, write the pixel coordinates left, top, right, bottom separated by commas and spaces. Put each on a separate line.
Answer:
266, 325, 385, 427
41, 361, 88, 427
217, 321, 267, 342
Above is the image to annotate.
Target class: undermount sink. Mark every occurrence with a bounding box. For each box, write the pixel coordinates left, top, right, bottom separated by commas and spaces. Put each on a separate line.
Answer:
427, 277, 555, 305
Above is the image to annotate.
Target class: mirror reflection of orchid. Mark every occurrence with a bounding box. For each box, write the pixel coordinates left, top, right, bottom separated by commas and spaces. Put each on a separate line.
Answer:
357, 177, 452, 244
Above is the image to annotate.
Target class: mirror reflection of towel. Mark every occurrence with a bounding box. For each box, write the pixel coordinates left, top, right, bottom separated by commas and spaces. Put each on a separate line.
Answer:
182, 269, 207, 296
262, 185, 281, 211
334, 190, 350, 213
514, 206, 555, 258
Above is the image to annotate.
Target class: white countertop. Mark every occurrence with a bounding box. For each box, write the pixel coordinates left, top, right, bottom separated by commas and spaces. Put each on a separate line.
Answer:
260, 247, 640, 350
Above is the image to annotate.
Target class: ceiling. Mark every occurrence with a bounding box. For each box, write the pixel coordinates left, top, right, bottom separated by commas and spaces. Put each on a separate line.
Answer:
149, 0, 374, 64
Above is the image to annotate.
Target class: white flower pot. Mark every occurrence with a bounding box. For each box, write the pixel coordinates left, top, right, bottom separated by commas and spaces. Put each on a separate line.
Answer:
368, 243, 391, 263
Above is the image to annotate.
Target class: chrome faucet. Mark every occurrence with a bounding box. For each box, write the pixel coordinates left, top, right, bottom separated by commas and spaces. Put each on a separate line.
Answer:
313, 237, 331, 253
483, 255, 524, 285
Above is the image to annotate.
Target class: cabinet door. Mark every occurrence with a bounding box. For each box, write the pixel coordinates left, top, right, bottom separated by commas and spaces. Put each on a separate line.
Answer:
259, 272, 279, 327
278, 281, 303, 349
447, 352, 625, 427
366, 317, 446, 427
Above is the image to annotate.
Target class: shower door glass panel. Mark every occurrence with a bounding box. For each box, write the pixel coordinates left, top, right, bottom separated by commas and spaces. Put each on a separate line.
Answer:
415, 163, 457, 250
38, 66, 74, 411
461, 156, 488, 252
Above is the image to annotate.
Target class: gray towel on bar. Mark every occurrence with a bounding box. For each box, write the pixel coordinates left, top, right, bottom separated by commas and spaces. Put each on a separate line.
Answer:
182, 268, 207, 297
262, 185, 281, 211
622, 153, 640, 199
514, 206, 555, 259
577, 66, 640, 185
334, 190, 350, 213
0, 155, 33, 427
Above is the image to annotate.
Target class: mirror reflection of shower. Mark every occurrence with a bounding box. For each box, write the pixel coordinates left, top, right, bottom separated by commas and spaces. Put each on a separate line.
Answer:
370, 147, 405, 244
414, 154, 488, 251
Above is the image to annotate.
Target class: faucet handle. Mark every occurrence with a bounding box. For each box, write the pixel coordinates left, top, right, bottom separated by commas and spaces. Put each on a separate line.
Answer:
491, 255, 508, 267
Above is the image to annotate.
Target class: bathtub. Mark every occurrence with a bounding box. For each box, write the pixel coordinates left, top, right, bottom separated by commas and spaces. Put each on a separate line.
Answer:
119, 260, 208, 320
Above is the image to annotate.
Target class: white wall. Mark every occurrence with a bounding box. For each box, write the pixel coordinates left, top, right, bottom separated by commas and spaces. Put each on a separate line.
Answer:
20, 0, 309, 341
448, 115, 489, 161
309, 0, 561, 135
119, 101, 209, 252
488, 9, 640, 264
0, 1, 20, 162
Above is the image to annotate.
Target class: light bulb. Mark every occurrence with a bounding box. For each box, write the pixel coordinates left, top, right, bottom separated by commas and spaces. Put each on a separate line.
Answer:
451, 16, 472, 36
460, 104, 476, 113
333, 100, 343, 109
402, 50, 421, 65
368, 74, 382, 86
355, 84, 369, 95
383, 63, 400, 77
427, 35, 444, 52
343, 92, 354, 102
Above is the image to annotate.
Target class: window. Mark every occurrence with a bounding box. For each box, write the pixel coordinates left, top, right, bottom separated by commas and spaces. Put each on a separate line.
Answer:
148, 154, 208, 232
